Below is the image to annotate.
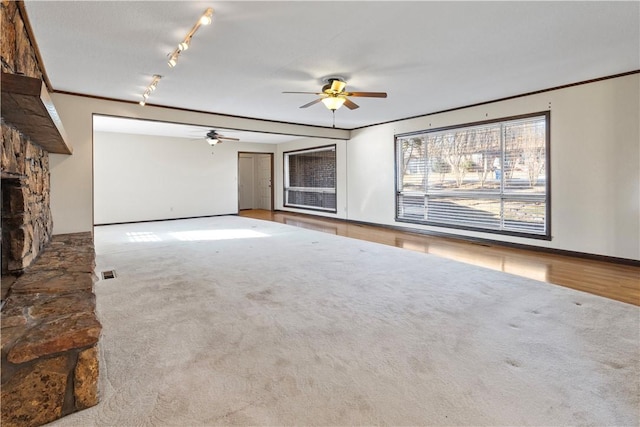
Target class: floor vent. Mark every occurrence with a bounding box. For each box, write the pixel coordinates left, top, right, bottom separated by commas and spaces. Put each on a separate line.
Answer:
101, 270, 117, 280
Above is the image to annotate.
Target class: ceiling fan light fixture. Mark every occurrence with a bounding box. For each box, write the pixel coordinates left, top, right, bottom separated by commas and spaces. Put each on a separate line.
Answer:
322, 96, 346, 111
206, 137, 219, 145
329, 79, 346, 93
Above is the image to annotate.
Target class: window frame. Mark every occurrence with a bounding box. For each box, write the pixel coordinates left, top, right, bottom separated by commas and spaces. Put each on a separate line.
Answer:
394, 112, 551, 240
283, 144, 338, 213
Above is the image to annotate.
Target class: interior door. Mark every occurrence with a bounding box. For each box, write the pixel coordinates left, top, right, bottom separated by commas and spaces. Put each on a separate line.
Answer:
238, 156, 255, 210
256, 154, 272, 210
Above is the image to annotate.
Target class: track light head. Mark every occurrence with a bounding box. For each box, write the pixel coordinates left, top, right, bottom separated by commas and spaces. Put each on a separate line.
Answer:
200, 8, 213, 25
178, 40, 190, 51
149, 75, 161, 90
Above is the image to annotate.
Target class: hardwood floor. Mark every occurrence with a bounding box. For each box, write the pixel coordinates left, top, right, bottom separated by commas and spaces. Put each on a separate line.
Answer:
240, 209, 640, 306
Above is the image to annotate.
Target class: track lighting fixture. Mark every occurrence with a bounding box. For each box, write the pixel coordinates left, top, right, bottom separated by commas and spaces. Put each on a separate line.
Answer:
139, 74, 162, 106
135, 7, 213, 105
166, 8, 214, 68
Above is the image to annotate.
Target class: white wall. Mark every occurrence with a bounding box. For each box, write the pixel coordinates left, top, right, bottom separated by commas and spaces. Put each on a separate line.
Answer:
275, 137, 349, 219
93, 132, 274, 224
49, 93, 348, 234
50, 75, 639, 259
347, 74, 640, 260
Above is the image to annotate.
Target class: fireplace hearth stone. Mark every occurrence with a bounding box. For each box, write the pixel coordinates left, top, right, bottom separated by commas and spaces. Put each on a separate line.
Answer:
1, 232, 101, 427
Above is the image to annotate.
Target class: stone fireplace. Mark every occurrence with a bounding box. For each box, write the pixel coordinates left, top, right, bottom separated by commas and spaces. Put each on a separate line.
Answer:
1, 124, 53, 282
1, 2, 101, 426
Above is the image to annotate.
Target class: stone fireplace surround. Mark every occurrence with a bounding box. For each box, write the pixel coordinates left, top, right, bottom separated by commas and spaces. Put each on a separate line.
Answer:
1, 1, 102, 426
1, 125, 53, 281
0, 132, 102, 427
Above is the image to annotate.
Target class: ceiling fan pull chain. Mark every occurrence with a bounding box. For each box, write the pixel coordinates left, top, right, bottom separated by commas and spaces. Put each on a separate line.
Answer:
332, 110, 336, 128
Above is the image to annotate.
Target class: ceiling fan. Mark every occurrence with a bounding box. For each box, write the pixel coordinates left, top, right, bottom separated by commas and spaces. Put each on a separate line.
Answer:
202, 129, 239, 145
283, 77, 387, 111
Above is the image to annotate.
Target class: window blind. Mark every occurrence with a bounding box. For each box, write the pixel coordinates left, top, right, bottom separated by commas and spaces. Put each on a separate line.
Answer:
284, 145, 337, 212
396, 113, 549, 238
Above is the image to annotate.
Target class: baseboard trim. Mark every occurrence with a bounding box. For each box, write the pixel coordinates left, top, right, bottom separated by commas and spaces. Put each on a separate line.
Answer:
94, 213, 236, 227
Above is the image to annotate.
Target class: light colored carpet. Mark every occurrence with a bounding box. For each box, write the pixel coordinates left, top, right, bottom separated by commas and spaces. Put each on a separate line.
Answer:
50, 216, 639, 426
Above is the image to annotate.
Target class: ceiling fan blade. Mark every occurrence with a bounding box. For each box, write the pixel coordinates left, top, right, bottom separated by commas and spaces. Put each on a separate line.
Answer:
346, 91, 387, 98
283, 91, 324, 95
218, 136, 240, 141
330, 80, 346, 93
299, 98, 323, 108
343, 98, 359, 110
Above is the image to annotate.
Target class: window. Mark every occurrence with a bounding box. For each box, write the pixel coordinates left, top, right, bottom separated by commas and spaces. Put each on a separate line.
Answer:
284, 145, 337, 212
396, 113, 550, 239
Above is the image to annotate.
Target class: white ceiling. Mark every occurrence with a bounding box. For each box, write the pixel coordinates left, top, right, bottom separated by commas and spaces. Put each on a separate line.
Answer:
25, 1, 640, 132
92, 115, 302, 144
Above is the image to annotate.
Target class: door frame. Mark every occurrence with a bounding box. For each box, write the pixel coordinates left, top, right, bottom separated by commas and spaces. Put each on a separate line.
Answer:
237, 152, 274, 212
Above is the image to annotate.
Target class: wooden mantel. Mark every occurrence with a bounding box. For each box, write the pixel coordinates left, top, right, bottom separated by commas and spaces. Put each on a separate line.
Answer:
1, 72, 72, 155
